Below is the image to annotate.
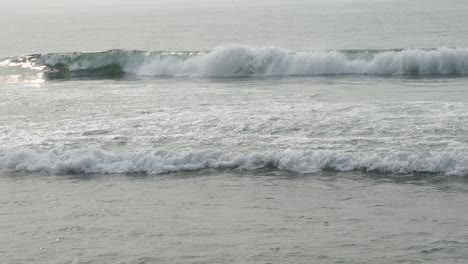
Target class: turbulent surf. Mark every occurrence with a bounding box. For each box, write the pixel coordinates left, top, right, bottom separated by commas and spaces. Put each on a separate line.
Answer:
1, 148, 468, 176
2, 45, 468, 78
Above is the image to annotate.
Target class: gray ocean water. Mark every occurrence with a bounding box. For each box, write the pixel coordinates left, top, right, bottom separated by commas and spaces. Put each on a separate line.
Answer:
1, 0, 468, 263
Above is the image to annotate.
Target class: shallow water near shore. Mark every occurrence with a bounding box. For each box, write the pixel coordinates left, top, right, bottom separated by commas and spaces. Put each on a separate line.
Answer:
2, 171, 468, 264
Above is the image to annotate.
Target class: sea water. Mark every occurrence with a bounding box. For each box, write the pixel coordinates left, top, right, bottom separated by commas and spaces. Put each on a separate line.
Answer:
1, 1, 468, 263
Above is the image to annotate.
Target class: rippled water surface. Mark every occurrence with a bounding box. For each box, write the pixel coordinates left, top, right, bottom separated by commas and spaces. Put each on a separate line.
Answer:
2, 173, 468, 264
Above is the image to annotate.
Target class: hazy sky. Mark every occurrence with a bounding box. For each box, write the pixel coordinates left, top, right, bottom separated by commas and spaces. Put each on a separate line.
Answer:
2, 0, 402, 9
0, 0, 323, 9
0, 0, 211, 9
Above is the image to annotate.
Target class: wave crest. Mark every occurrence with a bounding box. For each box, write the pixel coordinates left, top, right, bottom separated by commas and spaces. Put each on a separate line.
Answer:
1, 149, 467, 176
33, 45, 468, 77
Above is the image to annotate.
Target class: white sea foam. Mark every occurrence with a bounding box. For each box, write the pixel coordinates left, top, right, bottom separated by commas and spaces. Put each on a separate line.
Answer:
1, 149, 467, 176
37, 45, 468, 77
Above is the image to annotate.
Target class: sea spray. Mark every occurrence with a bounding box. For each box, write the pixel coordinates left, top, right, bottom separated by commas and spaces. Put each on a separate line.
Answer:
31, 45, 468, 77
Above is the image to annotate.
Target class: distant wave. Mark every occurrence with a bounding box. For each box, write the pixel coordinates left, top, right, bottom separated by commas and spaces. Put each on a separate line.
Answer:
39, 45, 468, 77
1, 148, 467, 176
2, 45, 468, 78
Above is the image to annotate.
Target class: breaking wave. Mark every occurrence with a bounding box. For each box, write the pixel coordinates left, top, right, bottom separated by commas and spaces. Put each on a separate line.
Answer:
1, 149, 467, 176
3, 45, 468, 78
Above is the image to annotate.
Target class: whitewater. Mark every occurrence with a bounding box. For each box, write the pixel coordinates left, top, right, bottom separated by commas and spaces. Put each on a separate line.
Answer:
2, 149, 468, 176
1, 74, 467, 177
5, 45, 468, 78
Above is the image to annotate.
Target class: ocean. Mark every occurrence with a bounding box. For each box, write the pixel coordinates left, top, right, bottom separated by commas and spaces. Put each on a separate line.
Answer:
1, 0, 468, 263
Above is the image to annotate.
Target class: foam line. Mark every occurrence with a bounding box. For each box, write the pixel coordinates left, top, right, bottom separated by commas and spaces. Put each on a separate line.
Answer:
1, 149, 467, 176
